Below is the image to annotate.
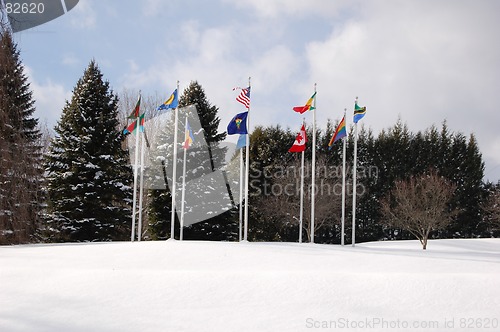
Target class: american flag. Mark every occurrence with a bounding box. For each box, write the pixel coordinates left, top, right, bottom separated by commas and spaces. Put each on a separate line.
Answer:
234, 86, 251, 109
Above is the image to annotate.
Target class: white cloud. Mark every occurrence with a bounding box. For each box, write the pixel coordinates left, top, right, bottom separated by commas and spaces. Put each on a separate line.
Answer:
302, 1, 500, 135
62, 53, 80, 66
480, 132, 500, 182
289, 0, 500, 181
141, 0, 177, 17
224, 0, 353, 19
28, 0, 499, 180
70, 0, 96, 29
126, 59, 140, 73
180, 20, 201, 51
25, 67, 71, 129
252, 45, 299, 92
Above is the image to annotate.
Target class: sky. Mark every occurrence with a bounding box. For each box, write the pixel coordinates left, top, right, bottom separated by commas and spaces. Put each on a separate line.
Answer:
7, 0, 500, 181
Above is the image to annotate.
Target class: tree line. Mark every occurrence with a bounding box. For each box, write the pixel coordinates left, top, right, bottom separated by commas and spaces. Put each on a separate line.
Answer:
1, 27, 499, 245
247, 120, 494, 244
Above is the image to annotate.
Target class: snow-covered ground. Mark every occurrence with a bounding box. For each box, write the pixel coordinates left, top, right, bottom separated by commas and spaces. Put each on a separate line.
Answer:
1, 239, 499, 332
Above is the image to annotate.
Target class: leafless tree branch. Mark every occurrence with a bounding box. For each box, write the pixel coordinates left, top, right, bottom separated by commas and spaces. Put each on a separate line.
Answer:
380, 170, 457, 249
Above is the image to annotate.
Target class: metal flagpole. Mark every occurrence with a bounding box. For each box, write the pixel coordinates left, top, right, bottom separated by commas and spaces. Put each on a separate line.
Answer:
180, 116, 188, 241
239, 146, 244, 242
341, 109, 347, 246
138, 128, 146, 241
243, 77, 251, 242
170, 81, 180, 240
310, 83, 317, 243
131, 121, 140, 241
352, 98, 358, 247
299, 118, 305, 243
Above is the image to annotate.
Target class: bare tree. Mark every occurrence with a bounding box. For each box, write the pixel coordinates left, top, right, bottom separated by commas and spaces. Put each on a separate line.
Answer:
257, 155, 344, 242
482, 187, 500, 231
380, 170, 457, 249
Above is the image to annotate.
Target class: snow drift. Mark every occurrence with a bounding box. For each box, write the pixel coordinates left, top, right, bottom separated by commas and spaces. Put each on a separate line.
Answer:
1, 239, 499, 331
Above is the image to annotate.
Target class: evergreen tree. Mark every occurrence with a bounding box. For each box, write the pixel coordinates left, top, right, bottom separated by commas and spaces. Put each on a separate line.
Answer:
249, 125, 296, 241
181, 81, 236, 240
0, 29, 42, 244
147, 187, 173, 240
354, 126, 381, 243
145, 119, 175, 240
178, 81, 227, 171
443, 133, 485, 237
148, 81, 235, 241
45, 60, 132, 242
482, 181, 500, 236
248, 118, 488, 244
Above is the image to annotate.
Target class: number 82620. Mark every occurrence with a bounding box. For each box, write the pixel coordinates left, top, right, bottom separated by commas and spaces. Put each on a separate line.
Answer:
5, 2, 45, 14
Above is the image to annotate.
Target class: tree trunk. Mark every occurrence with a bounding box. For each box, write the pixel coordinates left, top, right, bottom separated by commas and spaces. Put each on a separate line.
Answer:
422, 236, 427, 250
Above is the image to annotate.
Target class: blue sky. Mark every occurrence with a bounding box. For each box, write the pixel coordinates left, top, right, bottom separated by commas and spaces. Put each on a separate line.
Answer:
8, 0, 500, 181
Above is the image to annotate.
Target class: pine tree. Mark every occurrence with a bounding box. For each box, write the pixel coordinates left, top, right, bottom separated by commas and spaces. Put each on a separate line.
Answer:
148, 81, 236, 240
178, 81, 227, 171
354, 126, 381, 243
0, 29, 42, 244
443, 133, 485, 237
144, 117, 175, 240
180, 81, 236, 240
45, 60, 132, 242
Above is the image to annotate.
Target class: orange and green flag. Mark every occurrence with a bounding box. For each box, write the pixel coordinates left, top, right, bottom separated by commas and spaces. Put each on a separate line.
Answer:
293, 92, 316, 114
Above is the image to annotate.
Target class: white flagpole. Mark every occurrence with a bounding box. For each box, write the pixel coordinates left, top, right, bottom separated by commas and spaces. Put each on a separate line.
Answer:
341, 109, 347, 246
299, 118, 305, 243
180, 116, 188, 241
131, 122, 140, 242
310, 83, 317, 243
352, 98, 358, 247
239, 145, 244, 242
138, 128, 146, 242
243, 77, 251, 242
170, 81, 179, 240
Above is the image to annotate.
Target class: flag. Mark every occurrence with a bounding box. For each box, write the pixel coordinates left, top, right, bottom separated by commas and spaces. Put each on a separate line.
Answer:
236, 134, 247, 150
227, 111, 248, 135
157, 89, 178, 110
353, 102, 366, 123
183, 120, 195, 149
123, 113, 145, 134
234, 87, 251, 109
139, 113, 145, 132
128, 94, 141, 119
289, 124, 307, 153
123, 119, 137, 135
328, 116, 347, 148
293, 92, 316, 114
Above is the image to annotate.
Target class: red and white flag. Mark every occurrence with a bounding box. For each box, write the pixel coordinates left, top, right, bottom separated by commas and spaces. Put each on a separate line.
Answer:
233, 87, 251, 109
289, 124, 307, 153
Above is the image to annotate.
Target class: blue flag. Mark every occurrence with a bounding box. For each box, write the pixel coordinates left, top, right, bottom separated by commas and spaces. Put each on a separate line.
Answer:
236, 134, 247, 150
157, 89, 178, 110
353, 102, 366, 124
227, 111, 248, 135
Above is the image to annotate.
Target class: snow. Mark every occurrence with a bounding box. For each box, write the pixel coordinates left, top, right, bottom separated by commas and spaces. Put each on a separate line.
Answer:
1, 239, 499, 332
85, 162, 98, 169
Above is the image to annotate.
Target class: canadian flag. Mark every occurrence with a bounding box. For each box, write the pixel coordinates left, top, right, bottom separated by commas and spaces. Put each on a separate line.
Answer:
289, 124, 307, 153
